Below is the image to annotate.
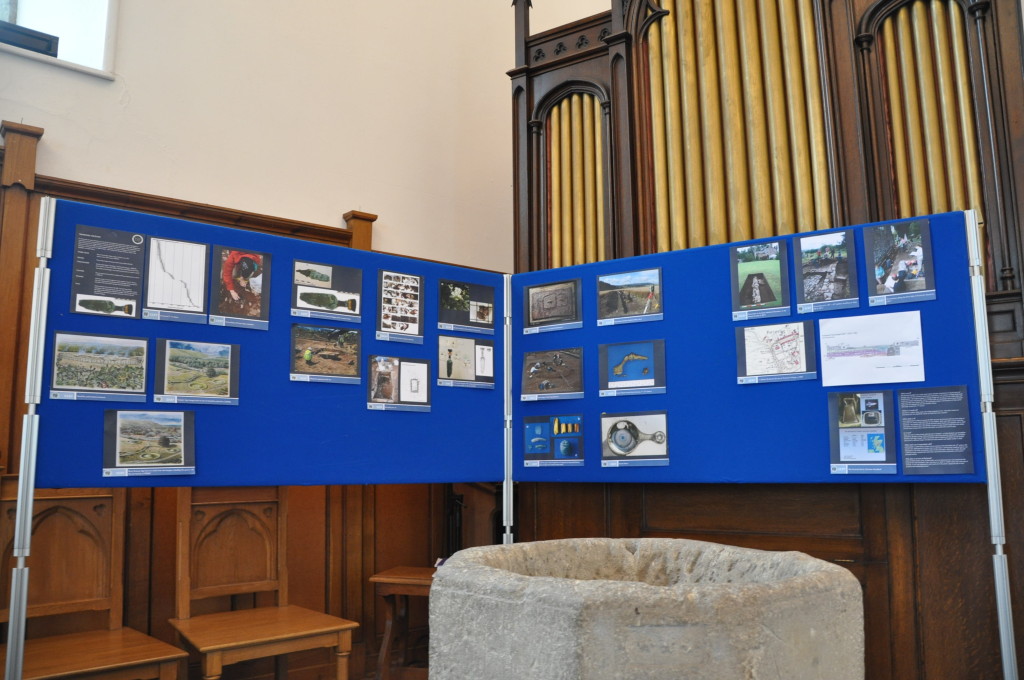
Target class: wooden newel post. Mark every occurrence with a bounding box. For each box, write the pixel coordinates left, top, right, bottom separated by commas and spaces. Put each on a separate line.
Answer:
342, 210, 377, 252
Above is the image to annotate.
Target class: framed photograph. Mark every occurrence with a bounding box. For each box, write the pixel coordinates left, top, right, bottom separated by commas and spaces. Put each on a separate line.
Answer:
524, 279, 582, 332
367, 356, 431, 411
793, 230, 859, 313
377, 270, 423, 342
103, 410, 196, 477
292, 260, 362, 322
597, 268, 663, 325
438, 280, 496, 334
290, 324, 360, 384
864, 218, 936, 305
154, 340, 240, 405
730, 241, 791, 320
598, 340, 666, 396
600, 411, 669, 467
521, 348, 583, 400
144, 237, 208, 322
523, 414, 584, 467
209, 246, 271, 329
735, 321, 817, 384
51, 332, 147, 401
438, 335, 494, 388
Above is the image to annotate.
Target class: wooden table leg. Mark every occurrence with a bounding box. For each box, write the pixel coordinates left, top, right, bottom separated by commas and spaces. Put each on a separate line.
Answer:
395, 594, 410, 669
377, 593, 398, 680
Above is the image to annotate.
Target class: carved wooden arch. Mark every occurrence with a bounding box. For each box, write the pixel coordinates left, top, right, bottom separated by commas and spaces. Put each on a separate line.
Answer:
531, 80, 611, 125
623, 0, 670, 40
856, 0, 983, 40
1, 504, 111, 617
190, 504, 277, 592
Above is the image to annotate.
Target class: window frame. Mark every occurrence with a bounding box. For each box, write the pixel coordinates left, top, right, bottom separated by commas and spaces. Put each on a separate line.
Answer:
0, 0, 118, 79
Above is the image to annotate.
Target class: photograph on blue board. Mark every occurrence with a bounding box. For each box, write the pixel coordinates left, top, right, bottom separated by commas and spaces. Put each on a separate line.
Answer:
368, 355, 431, 407
438, 335, 494, 386
828, 391, 896, 475
793, 230, 859, 311
52, 332, 147, 396
105, 409, 195, 470
212, 247, 270, 321
730, 240, 791, 319
291, 324, 360, 380
158, 340, 237, 398
597, 268, 662, 322
597, 340, 666, 395
438, 280, 495, 332
293, 260, 361, 318
378, 270, 423, 337
523, 414, 584, 466
600, 411, 668, 466
864, 218, 935, 304
524, 279, 580, 328
521, 347, 583, 398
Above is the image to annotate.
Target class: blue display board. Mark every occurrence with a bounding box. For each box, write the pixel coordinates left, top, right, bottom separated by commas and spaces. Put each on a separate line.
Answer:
32, 202, 988, 488
512, 212, 989, 483
36, 200, 506, 487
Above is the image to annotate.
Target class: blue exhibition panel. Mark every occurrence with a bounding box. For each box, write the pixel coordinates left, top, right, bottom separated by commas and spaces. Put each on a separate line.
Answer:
512, 211, 987, 483
36, 200, 505, 487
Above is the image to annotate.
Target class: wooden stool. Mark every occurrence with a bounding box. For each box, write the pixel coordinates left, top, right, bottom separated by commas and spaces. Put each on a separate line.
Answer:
369, 567, 435, 680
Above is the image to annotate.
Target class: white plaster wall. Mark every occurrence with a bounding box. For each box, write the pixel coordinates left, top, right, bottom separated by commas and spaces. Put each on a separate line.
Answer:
0, 1, 609, 272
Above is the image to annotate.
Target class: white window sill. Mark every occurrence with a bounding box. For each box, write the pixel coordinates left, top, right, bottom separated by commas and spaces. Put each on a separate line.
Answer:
0, 42, 114, 81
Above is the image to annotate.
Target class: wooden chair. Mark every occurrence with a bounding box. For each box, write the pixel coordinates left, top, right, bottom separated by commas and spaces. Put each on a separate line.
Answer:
168, 486, 358, 680
0, 487, 186, 679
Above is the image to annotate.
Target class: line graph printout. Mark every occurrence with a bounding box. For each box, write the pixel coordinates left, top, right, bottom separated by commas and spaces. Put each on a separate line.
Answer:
819, 311, 925, 387
144, 238, 208, 321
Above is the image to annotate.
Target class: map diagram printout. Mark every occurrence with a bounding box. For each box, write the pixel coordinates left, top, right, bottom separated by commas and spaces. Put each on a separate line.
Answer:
736, 321, 816, 384
819, 311, 925, 387
745, 323, 806, 374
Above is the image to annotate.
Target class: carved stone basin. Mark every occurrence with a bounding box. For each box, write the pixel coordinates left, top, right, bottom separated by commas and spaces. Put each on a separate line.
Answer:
429, 538, 863, 680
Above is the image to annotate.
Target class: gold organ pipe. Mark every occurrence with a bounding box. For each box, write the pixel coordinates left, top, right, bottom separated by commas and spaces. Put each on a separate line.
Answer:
949, 1, 983, 219
896, 7, 929, 216
882, 20, 912, 217
911, 0, 948, 212
571, 94, 585, 265
594, 97, 607, 261
736, 0, 773, 240
583, 94, 597, 263
930, 0, 966, 209
798, 0, 831, 231
716, 0, 752, 242
661, 0, 688, 251
648, 21, 672, 253
560, 101, 573, 266
759, 0, 795, 234
676, 0, 707, 248
549, 109, 562, 267
778, 0, 813, 233
697, 0, 727, 245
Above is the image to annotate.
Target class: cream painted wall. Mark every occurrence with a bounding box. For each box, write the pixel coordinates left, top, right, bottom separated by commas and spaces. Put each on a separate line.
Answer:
0, 1, 603, 271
